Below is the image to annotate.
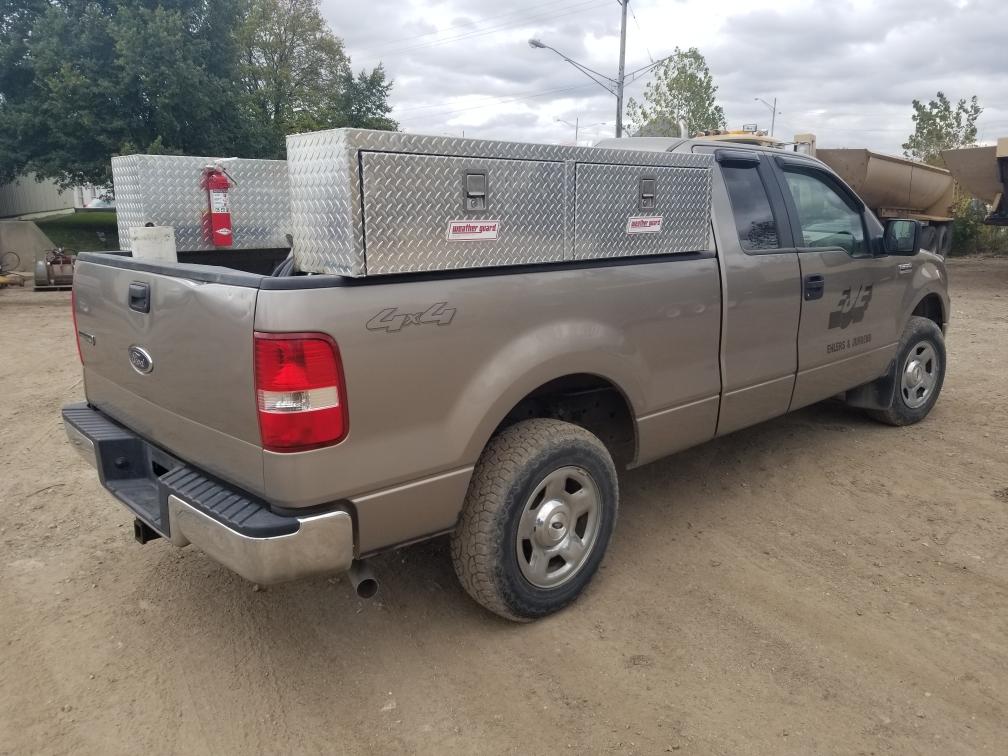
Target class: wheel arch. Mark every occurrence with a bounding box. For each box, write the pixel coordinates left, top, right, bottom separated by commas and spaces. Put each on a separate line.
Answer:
451, 316, 647, 473
492, 373, 638, 469
847, 304, 946, 412
460, 365, 640, 473
911, 291, 945, 331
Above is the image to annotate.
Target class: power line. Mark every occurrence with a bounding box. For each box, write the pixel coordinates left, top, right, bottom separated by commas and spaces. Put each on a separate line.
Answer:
394, 81, 594, 116
402, 82, 602, 125
627, 0, 653, 63
390, 0, 665, 129
400, 66, 658, 127
373, 1, 610, 58
396, 55, 661, 125
354, 0, 589, 51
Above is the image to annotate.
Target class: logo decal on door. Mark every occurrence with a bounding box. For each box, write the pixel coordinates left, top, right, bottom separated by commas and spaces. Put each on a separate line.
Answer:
828, 285, 873, 330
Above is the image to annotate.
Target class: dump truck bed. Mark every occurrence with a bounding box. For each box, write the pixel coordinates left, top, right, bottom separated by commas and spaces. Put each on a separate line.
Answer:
815, 148, 953, 218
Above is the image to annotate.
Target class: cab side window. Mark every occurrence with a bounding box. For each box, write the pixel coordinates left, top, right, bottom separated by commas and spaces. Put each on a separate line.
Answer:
782, 169, 868, 257
721, 164, 780, 252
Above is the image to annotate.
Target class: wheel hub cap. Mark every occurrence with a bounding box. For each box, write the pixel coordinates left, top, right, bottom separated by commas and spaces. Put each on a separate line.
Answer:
900, 341, 939, 409
515, 466, 601, 589
534, 500, 570, 546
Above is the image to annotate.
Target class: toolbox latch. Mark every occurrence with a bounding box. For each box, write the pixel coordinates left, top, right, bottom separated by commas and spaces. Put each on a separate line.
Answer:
464, 172, 487, 211
639, 177, 656, 210
128, 281, 151, 313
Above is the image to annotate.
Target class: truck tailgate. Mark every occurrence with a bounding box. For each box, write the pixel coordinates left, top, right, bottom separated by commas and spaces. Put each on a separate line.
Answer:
73, 256, 265, 495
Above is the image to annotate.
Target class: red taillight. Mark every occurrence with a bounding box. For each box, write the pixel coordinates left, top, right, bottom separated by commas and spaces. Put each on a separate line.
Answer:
253, 332, 348, 452
71, 286, 82, 363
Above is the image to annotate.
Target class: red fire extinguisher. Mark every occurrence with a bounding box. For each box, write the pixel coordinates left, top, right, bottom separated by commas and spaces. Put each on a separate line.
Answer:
202, 163, 235, 247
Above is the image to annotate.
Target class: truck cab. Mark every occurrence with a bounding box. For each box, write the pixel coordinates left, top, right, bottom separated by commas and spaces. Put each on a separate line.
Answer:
600, 135, 948, 432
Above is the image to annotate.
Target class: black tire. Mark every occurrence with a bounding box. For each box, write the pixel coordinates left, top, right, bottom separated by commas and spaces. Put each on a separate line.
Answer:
867, 315, 946, 426
450, 418, 618, 622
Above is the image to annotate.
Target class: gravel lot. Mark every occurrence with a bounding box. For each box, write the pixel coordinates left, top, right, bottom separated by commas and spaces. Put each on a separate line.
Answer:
1, 258, 1006, 755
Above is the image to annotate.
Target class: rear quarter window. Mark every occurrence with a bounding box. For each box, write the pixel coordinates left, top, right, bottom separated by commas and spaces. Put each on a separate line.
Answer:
721, 165, 780, 252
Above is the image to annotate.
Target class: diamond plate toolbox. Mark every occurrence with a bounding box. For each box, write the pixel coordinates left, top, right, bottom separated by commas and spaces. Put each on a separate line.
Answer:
111, 155, 290, 252
286, 128, 714, 276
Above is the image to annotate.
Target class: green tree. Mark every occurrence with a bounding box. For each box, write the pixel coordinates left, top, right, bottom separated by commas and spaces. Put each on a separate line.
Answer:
625, 48, 726, 137
0, 0, 253, 187
337, 65, 397, 132
237, 0, 396, 158
902, 92, 982, 165
0, 0, 396, 185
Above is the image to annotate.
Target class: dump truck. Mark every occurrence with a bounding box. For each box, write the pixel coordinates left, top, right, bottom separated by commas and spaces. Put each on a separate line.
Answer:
811, 145, 954, 254
696, 129, 1008, 248
711, 133, 956, 254
942, 138, 1008, 226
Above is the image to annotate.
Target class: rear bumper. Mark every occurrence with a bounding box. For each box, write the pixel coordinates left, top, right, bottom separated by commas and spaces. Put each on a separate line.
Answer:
62, 403, 355, 584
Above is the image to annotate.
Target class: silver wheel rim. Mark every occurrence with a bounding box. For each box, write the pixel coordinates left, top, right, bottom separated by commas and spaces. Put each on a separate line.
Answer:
900, 340, 939, 409
515, 465, 601, 589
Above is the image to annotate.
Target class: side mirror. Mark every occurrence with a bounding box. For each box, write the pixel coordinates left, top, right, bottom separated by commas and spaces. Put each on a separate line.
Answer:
883, 219, 920, 255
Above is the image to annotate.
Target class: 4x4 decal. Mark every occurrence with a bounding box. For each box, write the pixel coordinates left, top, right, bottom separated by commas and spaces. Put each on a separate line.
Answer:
828, 285, 872, 330
366, 302, 456, 333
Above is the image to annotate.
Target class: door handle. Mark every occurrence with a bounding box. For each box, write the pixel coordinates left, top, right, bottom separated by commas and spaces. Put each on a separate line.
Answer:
897, 262, 913, 275
803, 274, 824, 301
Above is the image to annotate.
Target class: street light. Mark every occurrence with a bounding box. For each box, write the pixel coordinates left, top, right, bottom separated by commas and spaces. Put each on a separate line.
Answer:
529, 38, 674, 139
529, 2, 631, 136
555, 117, 608, 144
754, 97, 781, 136
529, 35, 625, 136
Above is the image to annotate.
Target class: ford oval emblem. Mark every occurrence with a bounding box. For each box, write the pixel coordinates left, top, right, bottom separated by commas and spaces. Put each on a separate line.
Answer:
128, 345, 154, 374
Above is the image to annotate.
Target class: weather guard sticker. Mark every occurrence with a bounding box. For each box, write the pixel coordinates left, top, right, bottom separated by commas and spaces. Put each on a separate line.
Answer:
626, 216, 663, 234
446, 220, 501, 241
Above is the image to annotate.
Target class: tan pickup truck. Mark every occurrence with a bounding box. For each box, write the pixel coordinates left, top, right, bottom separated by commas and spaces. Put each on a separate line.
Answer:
63, 129, 949, 621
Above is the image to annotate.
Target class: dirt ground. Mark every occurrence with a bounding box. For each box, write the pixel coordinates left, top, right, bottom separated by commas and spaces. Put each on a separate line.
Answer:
1, 258, 1006, 755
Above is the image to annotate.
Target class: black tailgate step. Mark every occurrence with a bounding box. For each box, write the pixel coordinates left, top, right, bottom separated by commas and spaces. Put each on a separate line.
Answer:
63, 404, 298, 539
159, 467, 298, 538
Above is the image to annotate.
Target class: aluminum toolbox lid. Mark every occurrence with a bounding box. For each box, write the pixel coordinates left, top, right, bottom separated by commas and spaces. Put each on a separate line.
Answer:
286, 128, 714, 277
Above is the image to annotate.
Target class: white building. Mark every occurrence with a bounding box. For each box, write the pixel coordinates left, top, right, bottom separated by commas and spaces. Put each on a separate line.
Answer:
0, 174, 103, 219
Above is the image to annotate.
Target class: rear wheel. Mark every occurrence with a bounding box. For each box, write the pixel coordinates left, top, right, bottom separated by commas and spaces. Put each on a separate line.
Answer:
867, 315, 946, 426
450, 419, 618, 621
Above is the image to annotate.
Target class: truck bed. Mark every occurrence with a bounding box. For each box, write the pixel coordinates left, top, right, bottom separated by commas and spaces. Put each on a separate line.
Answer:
72, 249, 722, 554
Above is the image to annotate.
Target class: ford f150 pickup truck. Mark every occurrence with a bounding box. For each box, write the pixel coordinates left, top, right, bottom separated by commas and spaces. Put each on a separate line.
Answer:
64, 129, 949, 621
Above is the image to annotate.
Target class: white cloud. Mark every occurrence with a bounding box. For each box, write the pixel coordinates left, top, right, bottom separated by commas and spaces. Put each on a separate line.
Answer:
322, 0, 1008, 154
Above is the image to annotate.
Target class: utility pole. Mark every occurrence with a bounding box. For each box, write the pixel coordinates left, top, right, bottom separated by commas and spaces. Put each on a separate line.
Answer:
754, 97, 779, 136
615, 1, 628, 138
555, 117, 579, 143
531, 1, 664, 140
557, 117, 607, 145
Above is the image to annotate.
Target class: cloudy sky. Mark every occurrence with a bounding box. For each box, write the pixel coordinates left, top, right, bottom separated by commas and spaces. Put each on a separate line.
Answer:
321, 0, 1007, 154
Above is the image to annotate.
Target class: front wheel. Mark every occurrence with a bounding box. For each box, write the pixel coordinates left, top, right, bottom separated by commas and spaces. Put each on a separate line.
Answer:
450, 419, 618, 621
867, 315, 946, 426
